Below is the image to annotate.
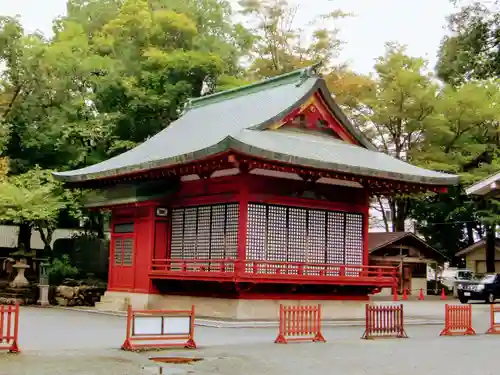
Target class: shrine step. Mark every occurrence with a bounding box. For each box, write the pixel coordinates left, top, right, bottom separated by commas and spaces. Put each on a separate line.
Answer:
95, 292, 129, 312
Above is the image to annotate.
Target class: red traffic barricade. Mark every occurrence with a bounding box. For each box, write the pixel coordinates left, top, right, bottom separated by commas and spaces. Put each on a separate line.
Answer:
486, 304, 500, 334
440, 304, 476, 336
0, 304, 20, 353
275, 304, 326, 344
361, 304, 408, 339
121, 305, 196, 351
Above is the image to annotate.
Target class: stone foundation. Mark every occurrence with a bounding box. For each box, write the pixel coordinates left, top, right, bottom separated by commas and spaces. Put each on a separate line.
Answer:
97, 291, 371, 321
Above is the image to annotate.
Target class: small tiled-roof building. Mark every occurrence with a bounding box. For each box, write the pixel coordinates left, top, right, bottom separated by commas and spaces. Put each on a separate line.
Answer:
369, 232, 447, 295
455, 239, 500, 274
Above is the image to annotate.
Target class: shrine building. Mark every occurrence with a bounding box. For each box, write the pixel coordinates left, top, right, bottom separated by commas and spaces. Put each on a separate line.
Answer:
54, 66, 459, 319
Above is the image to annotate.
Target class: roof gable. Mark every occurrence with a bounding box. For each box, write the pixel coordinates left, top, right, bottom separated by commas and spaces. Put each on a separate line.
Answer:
455, 238, 500, 257
368, 232, 448, 261
266, 91, 360, 145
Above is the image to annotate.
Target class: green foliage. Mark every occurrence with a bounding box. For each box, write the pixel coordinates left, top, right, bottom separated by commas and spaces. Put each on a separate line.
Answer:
0, 166, 67, 225
238, 0, 350, 78
409, 186, 479, 258
0, 0, 251, 245
47, 254, 80, 285
436, 2, 500, 85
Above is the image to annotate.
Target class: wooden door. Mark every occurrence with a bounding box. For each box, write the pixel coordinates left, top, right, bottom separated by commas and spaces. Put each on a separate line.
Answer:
110, 235, 135, 290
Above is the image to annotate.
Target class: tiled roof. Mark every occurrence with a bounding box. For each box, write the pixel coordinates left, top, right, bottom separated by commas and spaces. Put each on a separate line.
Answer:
53, 66, 459, 185
455, 238, 500, 257
368, 232, 409, 253
368, 232, 448, 261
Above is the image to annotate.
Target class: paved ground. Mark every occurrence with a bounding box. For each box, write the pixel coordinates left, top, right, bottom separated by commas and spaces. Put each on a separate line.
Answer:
1, 301, 499, 375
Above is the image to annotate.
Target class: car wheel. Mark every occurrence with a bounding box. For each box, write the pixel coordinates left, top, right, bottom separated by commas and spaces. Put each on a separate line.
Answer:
486, 293, 495, 304
459, 297, 469, 304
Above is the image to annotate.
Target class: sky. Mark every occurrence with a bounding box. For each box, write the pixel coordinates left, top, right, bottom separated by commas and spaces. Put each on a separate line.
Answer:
0, 0, 457, 74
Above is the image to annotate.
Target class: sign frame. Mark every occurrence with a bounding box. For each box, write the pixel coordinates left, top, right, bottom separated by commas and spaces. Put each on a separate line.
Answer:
122, 305, 196, 350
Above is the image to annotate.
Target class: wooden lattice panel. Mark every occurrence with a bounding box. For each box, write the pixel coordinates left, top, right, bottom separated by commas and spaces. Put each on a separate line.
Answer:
225, 204, 239, 259
345, 212, 363, 276
122, 238, 134, 265
327, 211, 345, 273
114, 238, 123, 265
196, 206, 211, 260
307, 210, 326, 265
267, 205, 288, 262
246, 204, 267, 272
169, 204, 240, 262
170, 209, 184, 259
183, 207, 197, 259
288, 208, 307, 263
245, 203, 365, 274
210, 205, 226, 260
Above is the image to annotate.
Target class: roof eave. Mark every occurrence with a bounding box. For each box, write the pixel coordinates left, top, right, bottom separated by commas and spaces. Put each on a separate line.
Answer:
229, 139, 459, 186
466, 171, 500, 196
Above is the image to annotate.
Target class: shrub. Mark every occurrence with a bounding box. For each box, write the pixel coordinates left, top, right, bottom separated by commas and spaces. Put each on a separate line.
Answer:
47, 255, 79, 285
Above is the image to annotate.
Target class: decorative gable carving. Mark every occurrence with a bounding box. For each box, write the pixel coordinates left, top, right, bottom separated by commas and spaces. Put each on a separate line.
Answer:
270, 92, 359, 145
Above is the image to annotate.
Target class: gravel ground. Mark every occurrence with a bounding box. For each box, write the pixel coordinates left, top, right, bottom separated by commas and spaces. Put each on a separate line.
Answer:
0, 302, 498, 375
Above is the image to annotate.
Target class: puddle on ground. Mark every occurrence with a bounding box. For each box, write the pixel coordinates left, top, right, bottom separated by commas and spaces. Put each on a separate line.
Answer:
150, 357, 203, 364
142, 357, 203, 374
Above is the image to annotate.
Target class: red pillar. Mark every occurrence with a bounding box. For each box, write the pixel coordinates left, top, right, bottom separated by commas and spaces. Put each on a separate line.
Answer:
237, 175, 249, 275
133, 205, 156, 293
363, 188, 370, 266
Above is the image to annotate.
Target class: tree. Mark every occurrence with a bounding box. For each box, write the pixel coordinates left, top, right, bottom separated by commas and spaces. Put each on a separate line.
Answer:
57, 0, 254, 156
0, 0, 254, 247
0, 163, 79, 252
436, 2, 500, 85
238, 0, 349, 78
409, 187, 479, 259
348, 44, 439, 231
435, 2, 500, 270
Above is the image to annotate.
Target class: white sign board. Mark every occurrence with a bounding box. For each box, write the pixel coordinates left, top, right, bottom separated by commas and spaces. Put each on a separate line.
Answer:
163, 316, 191, 335
494, 311, 500, 325
133, 316, 163, 336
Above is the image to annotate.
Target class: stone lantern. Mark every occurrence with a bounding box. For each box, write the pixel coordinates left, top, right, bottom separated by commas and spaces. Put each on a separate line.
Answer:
37, 261, 50, 306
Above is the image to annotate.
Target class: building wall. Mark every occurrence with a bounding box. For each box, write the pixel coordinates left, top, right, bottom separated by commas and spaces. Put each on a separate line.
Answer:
0, 225, 80, 250
106, 173, 370, 294
463, 247, 500, 273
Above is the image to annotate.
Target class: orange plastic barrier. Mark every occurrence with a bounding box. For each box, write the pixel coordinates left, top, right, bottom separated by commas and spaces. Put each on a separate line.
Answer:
121, 305, 196, 351
486, 304, 500, 334
361, 304, 408, 339
440, 304, 476, 336
0, 304, 20, 353
275, 304, 326, 344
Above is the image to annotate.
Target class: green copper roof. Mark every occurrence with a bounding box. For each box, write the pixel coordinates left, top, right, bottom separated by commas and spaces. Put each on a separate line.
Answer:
53, 66, 459, 186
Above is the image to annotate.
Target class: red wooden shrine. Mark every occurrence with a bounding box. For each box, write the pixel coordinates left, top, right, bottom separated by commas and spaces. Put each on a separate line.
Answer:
55, 65, 458, 301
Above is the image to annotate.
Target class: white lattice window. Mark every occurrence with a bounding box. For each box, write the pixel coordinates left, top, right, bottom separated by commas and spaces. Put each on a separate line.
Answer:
169, 204, 239, 260
246, 203, 364, 268
345, 213, 363, 265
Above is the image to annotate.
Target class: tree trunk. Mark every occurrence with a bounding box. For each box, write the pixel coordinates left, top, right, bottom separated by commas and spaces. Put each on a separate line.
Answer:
392, 198, 407, 232
486, 225, 496, 273
17, 223, 32, 252
93, 213, 105, 239
466, 222, 475, 246
37, 225, 54, 251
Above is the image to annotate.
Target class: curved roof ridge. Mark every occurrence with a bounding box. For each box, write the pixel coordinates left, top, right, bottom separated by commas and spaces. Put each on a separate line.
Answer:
186, 64, 321, 111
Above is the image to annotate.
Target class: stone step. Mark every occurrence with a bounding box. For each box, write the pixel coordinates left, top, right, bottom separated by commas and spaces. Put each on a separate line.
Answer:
95, 300, 127, 312
95, 292, 129, 312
